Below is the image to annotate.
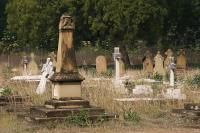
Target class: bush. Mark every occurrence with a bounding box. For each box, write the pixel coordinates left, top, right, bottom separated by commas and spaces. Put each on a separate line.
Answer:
0, 87, 12, 96
124, 110, 141, 123
66, 110, 92, 126
152, 72, 163, 81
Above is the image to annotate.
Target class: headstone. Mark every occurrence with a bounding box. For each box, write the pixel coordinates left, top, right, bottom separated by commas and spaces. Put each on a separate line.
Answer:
96, 55, 107, 74
164, 49, 174, 69
143, 50, 153, 75
36, 58, 54, 94
153, 51, 165, 75
176, 49, 186, 72
50, 14, 84, 99
28, 53, 39, 75
113, 47, 122, 80
168, 57, 176, 87
22, 56, 28, 76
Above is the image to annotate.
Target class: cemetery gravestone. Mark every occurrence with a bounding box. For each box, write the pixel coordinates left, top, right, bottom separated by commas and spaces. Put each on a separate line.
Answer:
113, 47, 122, 80
23, 56, 28, 76
96, 56, 107, 74
154, 51, 165, 75
143, 51, 153, 75
164, 49, 174, 70
28, 53, 39, 75
176, 49, 186, 72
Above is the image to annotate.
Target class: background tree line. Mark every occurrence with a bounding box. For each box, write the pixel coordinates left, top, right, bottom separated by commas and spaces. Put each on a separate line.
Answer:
0, 0, 200, 65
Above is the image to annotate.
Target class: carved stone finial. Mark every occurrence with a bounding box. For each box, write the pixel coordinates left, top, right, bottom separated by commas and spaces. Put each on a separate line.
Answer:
59, 14, 75, 31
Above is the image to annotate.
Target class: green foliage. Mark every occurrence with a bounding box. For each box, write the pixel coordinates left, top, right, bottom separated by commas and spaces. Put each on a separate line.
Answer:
67, 110, 92, 126
0, 87, 12, 96
124, 110, 141, 123
152, 72, 163, 81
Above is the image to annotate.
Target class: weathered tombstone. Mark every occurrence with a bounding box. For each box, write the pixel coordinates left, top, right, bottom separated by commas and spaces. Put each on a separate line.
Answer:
36, 58, 54, 94
96, 55, 107, 74
29, 14, 117, 122
22, 56, 28, 76
168, 57, 176, 87
176, 49, 186, 72
153, 51, 165, 75
164, 49, 174, 70
113, 47, 122, 80
143, 50, 153, 75
28, 53, 39, 75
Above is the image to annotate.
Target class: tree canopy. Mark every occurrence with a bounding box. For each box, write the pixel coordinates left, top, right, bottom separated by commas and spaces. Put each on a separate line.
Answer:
0, 0, 199, 54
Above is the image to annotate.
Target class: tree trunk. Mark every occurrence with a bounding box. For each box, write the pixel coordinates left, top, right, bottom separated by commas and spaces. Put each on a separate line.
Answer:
119, 45, 131, 67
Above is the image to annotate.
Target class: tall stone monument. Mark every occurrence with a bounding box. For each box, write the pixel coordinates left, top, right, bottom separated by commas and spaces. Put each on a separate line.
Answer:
50, 14, 84, 99
29, 14, 117, 122
164, 49, 174, 70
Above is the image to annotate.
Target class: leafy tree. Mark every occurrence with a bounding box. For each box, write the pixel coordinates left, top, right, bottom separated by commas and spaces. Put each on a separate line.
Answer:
6, 0, 71, 52
73, 0, 166, 65
0, 0, 8, 39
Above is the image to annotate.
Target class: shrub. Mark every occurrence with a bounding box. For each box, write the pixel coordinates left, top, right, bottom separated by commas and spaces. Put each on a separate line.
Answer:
152, 72, 163, 81
0, 87, 12, 96
124, 110, 141, 123
66, 110, 92, 126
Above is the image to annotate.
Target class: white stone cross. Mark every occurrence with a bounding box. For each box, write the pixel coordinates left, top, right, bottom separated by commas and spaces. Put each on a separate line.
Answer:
36, 58, 54, 94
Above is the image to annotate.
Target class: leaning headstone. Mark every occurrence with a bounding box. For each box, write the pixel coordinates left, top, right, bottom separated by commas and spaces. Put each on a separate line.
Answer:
96, 55, 107, 74
154, 51, 165, 75
164, 49, 174, 70
28, 53, 39, 75
36, 58, 54, 94
176, 49, 186, 72
143, 50, 153, 75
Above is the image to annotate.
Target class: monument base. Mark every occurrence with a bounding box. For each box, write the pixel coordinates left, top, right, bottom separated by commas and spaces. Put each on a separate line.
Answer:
25, 98, 118, 123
